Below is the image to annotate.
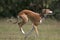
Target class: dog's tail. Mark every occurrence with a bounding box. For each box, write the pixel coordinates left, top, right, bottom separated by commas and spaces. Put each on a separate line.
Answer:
13, 16, 20, 24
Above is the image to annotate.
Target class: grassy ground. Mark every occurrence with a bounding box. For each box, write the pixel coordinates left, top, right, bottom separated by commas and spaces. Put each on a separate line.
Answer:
0, 18, 60, 40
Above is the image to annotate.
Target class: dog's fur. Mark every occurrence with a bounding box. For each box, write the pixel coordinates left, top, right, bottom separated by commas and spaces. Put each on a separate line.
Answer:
9, 9, 53, 37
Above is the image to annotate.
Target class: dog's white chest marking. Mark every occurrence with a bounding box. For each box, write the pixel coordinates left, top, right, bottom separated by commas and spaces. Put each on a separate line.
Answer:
40, 19, 42, 23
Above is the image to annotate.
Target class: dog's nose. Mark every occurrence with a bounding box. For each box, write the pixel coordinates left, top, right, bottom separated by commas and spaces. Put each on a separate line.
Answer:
49, 11, 53, 13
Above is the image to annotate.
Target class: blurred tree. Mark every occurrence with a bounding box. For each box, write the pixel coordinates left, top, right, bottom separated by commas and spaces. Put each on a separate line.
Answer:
0, 0, 60, 20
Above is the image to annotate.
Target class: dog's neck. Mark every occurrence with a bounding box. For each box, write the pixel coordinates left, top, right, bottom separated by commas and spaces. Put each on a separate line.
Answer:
39, 13, 45, 18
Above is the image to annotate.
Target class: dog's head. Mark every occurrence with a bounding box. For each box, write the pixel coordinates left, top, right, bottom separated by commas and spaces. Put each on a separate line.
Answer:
42, 9, 53, 17
42, 9, 53, 14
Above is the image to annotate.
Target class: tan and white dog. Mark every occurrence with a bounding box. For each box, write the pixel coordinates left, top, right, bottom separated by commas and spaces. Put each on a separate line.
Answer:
9, 9, 53, 38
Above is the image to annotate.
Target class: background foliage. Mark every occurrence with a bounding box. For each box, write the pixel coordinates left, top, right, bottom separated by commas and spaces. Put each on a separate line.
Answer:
0, 0, 60, 20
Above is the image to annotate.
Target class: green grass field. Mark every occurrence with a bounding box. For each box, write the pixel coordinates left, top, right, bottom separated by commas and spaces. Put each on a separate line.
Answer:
0, 18, 60, 40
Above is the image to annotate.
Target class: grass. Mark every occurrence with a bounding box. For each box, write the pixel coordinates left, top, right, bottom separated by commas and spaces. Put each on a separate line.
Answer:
0, 18, 60, 40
